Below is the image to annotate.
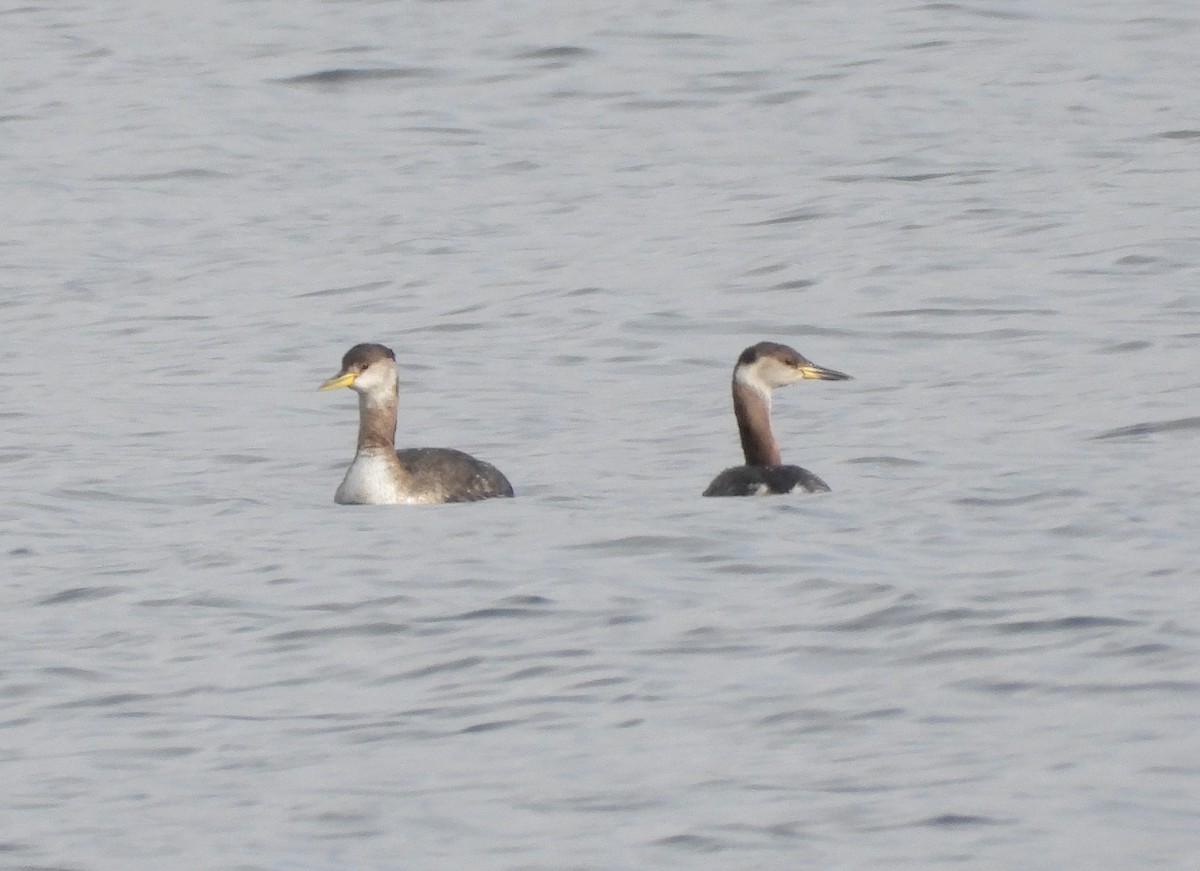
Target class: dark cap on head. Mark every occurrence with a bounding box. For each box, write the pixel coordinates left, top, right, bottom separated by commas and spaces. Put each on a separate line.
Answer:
340, 343, 396, 371
736, 342, 808, 368
734, 341, 851, 381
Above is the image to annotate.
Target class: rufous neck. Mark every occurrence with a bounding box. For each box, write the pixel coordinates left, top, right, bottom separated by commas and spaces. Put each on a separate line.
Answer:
732, 379, 780, 466
356, 388, 398, 452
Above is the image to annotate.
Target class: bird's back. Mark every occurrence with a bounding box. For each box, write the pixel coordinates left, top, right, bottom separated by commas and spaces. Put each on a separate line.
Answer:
703, 464, 831, 497
397, 447, 514, 502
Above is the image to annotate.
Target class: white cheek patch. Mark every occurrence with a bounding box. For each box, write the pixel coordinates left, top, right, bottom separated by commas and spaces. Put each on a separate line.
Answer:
355, 367, 400, 404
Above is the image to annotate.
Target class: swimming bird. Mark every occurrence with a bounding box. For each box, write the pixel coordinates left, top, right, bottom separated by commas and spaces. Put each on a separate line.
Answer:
703, 342, 850, 497
319, 343, 514, 504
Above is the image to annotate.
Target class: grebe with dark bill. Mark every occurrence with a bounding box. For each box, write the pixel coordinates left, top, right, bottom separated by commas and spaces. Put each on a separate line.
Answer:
319, 343, 514, 504
703, 342, 850, 497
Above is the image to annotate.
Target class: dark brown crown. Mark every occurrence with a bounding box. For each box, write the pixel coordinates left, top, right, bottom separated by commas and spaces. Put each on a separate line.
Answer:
736, 341, 808, 368
340, 343, 396, 371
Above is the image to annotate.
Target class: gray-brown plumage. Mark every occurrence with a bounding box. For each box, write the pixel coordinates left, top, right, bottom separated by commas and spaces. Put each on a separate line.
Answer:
703, 342, 850, 497
320, 343, 513, 504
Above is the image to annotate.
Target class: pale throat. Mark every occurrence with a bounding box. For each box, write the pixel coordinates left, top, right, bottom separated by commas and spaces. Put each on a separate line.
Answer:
734, 365, 774, 408
358, 380, 398, 411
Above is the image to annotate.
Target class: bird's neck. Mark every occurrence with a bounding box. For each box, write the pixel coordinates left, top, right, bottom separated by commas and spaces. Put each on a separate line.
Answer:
356, 388, 398, 452
733, 378, 781, 466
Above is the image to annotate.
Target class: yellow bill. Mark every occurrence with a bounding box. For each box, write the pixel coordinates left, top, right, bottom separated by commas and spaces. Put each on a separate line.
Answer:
319, 371, 358, 391
798, 363, 851, 381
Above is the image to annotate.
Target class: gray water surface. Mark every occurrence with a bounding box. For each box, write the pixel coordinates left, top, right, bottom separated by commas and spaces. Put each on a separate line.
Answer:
3, 1, 1199, 869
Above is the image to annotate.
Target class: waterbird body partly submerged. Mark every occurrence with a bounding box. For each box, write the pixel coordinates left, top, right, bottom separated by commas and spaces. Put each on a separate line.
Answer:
319, 343, 513, 504
703, 342, 850, 497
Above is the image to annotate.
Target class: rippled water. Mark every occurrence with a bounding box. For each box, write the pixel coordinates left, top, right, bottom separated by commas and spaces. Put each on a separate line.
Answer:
3, 1, 1199, 868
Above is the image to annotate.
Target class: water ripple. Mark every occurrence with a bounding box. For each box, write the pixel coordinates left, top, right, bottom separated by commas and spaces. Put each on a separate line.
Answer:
274, 67, 442, 85
38, 586, 125, 606
268, 622, 410, 643
955, 488, 1084, 507
916, 814, 1003, 828
996, 616, 1134, 633
1092, 416, 1200, 440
